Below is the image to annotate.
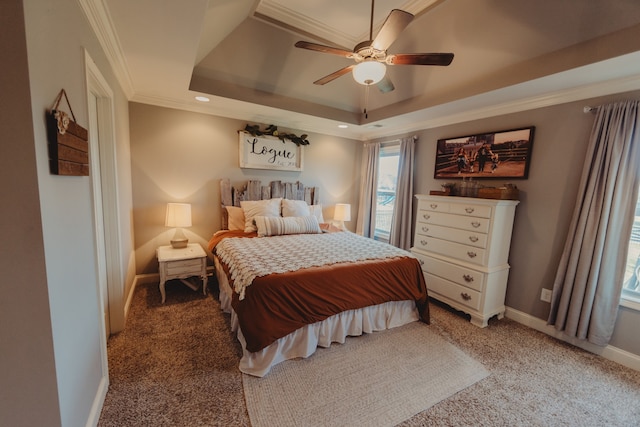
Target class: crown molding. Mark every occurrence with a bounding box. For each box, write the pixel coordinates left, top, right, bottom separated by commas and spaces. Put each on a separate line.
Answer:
77, 0, 135, 98
254, 1, 357, 48
360, 69, 640, 140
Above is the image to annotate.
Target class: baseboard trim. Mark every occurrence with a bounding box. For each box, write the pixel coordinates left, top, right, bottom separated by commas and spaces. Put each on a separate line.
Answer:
85, 375, 109, 427
125, 273, 161, 315
505, 306, 640, 372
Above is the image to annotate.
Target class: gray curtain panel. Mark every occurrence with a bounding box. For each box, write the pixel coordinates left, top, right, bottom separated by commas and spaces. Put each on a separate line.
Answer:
389, 136, 417, 250
356, 142, 379, 238
548, 100, 640, 345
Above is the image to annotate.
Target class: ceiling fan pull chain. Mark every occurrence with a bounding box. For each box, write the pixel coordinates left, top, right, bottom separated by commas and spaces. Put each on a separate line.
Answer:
364, 84, 370, 119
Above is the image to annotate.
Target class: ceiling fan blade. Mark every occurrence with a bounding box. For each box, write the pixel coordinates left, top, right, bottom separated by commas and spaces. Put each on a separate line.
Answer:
313, 65, 356, 85
295, 41, 354, 58
371, 9, 414, 51
387, 53, 454, 66
377, 75, 395, 93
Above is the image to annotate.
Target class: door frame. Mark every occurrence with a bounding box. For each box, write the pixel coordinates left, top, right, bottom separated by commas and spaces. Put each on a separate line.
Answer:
84, 50, 125, 366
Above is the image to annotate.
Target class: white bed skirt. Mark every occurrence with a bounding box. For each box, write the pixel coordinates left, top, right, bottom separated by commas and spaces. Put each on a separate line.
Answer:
214, 257, 420, 377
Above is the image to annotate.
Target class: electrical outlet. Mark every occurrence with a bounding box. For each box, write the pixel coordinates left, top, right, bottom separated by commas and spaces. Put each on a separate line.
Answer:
540, 288, 552, 303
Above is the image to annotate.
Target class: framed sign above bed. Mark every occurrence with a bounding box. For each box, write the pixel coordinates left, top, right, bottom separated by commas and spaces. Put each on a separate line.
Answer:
239, 131, 303, 171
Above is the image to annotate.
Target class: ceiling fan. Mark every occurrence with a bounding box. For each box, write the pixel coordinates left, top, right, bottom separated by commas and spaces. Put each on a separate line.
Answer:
294, 0, 454, 94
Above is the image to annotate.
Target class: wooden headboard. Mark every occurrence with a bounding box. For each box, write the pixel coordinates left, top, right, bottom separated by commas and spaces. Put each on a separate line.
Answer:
220, 179, 319, 229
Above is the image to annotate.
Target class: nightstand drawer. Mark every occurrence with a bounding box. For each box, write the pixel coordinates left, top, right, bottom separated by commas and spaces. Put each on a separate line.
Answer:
425, 273, 481, 311
166, 258, 203, 275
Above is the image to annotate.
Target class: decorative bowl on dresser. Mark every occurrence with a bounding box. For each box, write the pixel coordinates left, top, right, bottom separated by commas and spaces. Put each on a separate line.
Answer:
411, 194, 519, 327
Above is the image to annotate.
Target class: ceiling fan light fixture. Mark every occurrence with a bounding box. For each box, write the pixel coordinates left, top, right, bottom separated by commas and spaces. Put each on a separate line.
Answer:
352, 61, 386, 85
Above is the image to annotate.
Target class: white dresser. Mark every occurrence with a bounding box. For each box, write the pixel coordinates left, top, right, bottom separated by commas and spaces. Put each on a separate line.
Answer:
411, 195, 519, 327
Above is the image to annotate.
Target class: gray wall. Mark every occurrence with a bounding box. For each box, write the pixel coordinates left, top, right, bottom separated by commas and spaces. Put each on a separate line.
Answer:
129, 102, 362, 274
406, 91, 640, 357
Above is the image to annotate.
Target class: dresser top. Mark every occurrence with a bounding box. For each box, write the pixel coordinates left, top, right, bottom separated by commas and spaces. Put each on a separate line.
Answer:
415, 194, 519, 207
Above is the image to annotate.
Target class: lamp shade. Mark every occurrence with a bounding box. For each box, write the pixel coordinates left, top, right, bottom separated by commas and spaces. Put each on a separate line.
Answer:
352, 61, 386, 85
165, 203, 192, 228
334, 203, 351, 222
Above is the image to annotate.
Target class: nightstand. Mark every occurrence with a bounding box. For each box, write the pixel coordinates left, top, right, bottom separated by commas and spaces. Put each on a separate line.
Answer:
157, 243, 207, 303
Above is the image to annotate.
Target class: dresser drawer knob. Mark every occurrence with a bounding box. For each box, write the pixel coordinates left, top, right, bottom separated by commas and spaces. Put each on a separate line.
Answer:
468, 236, 479, 243
421, 240, 428, 246
419, 259, 425, 265
471, 221, 481, 228
467, 251, 477, 258
422, 226, 428, 232
465, 207, 475, 213
462, 274, 474, 282
461, 292, 472, 301
423, 214, 431, 220
430, 203, 438, 209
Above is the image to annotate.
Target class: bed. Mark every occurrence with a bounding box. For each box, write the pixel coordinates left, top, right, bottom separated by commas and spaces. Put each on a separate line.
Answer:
209, 179, 429, 377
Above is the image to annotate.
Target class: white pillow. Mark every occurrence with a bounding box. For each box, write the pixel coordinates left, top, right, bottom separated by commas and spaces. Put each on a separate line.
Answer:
225, 206, 245, 231
282, 199, 311, 217
240, 198, 282, 232
254, 215, 322, 237
310, 204, 325, 223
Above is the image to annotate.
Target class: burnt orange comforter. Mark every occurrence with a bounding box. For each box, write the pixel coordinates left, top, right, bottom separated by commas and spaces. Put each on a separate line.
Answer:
209, 231, 429, 353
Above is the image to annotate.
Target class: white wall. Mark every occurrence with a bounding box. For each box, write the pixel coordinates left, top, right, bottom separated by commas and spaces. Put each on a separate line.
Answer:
0, 1, 61, 425
15, 0, 135, 425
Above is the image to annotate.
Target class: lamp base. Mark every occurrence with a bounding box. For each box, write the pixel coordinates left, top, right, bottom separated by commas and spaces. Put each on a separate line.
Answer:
170, 238, 188, 249
332, 220, 346, 231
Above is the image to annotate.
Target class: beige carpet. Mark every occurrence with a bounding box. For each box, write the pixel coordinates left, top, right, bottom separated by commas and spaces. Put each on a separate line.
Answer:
243, 321, 489, 427
99, 282, 640, 426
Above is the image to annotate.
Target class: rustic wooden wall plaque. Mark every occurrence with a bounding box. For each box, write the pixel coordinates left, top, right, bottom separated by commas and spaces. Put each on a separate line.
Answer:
46, 89, 89, 176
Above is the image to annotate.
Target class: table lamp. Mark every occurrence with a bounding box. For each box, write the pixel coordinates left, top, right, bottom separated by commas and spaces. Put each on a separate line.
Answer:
333, 203, 351, 231
165, 202, 192, 248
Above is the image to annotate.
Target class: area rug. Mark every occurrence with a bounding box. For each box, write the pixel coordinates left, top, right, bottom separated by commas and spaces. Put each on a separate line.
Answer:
242, 321, 490, 427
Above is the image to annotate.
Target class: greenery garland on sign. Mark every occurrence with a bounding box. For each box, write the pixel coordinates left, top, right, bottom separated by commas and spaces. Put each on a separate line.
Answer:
243, 124, 310, 146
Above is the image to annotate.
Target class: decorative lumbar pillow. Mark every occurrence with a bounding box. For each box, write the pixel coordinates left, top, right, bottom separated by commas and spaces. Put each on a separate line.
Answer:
309, 204, 325, 223
241, 198, 282, 232
225, 206, 245, 231
254, 215, 322, 237
282, 199, 311, 217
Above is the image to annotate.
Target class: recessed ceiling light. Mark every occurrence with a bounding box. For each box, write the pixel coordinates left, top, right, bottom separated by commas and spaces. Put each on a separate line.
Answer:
338, 124, 348, 128
195, 96, 210, 102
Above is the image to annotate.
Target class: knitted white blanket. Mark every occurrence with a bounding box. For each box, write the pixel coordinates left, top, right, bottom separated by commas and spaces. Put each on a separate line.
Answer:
216, 232, 414, 300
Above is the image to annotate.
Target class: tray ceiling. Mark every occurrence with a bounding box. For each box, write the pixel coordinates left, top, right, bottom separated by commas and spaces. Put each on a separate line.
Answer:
97, 0, 640, 139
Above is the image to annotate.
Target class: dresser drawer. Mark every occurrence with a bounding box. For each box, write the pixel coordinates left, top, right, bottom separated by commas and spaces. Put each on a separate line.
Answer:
425, 273, 481, 311
415, 223, 487, 249
418, 211, 490, 233
449, 203, 492, 218
415, 254, 485, 292
420, 200, 450, 213
414, 237, 487, 266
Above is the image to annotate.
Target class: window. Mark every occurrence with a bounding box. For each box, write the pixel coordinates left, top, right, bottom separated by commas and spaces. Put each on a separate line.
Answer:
374, 143, 400, 242
622, 187, 640, 307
